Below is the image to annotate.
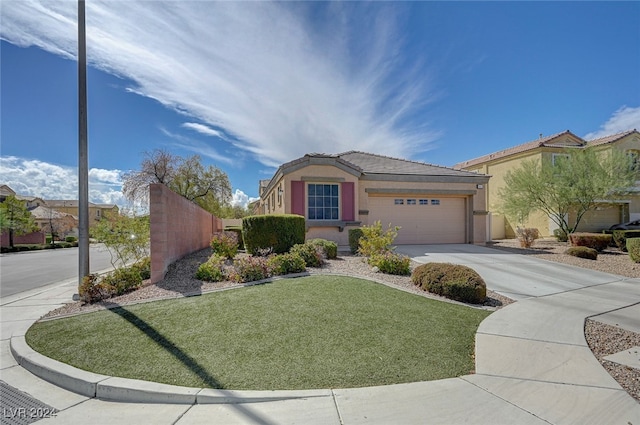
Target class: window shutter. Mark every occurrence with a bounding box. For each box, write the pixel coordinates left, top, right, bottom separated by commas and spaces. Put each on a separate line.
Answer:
341, 182, 355, 221
291, 181, 305, 216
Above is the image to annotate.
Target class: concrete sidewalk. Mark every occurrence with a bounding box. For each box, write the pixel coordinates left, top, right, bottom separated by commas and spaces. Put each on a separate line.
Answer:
1, 247, 640, 424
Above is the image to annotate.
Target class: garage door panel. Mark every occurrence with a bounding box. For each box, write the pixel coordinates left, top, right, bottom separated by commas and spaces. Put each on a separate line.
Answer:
368, 197, 466, 244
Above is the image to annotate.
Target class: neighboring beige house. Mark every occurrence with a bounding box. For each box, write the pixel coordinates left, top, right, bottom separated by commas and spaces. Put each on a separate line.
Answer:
30, 206, 78, 239
257, 151, 490, 246
454, 129, 640, 239
45, 200, 119, 227
0, 185, 46, 209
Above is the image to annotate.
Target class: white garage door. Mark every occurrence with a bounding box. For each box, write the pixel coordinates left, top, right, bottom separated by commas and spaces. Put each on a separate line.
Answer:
368, 196, 467, 244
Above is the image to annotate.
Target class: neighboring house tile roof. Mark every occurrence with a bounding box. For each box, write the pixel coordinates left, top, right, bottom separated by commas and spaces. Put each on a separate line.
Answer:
30, 206, 78, 220
587, 129, 639, 147
45, 200, 118, 209
454, 130, 585, 169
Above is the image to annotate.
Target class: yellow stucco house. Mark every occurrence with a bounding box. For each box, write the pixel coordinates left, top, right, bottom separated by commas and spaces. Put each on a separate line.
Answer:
44, 200, 119, 228
258, 151, 490, 246
455, 129, 640, 239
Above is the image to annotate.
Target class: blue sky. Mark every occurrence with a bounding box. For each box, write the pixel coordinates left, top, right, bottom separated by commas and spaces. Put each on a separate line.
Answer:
2, 1, 639, 209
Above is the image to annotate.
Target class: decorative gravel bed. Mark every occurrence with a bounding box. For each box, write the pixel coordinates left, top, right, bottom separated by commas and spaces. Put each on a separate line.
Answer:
40, 240, 638, 401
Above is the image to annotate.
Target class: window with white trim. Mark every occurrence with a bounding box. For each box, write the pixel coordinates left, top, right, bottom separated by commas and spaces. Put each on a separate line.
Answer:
431, 199, 440, 205
407, 199, 416, 205
308, 184, 339, 220
394, 199, 404, 205
419, 199, 429, 205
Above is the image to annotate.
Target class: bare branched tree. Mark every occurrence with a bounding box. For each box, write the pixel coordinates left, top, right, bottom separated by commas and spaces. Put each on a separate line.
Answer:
122, 149, 232, 215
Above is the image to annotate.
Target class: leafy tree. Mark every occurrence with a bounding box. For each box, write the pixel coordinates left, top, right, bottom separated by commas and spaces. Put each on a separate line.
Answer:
0, 195, 38, 248
90, 213, 150, 269
122, 149, 232, 215
499, 148, 638, 237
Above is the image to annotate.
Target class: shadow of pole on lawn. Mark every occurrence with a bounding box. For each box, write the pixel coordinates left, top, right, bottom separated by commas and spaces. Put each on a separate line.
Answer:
104, 302, 278, 425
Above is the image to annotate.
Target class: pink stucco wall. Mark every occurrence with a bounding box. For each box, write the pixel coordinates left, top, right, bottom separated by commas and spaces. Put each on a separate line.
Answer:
1, 231, 45, 246
149, 184, 222, 284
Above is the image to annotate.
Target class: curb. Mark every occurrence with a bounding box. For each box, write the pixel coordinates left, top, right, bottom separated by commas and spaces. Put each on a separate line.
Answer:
10, 335, 338, 405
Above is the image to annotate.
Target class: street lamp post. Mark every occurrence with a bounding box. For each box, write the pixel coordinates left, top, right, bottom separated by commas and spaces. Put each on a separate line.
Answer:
78, 0, 90, 289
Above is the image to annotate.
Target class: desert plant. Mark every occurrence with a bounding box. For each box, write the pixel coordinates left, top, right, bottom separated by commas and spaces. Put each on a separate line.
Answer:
612, 230, 640, 252
131, 256, 151, 280
101, 267, 143, 296
229, 256, 272, 283
358, 221, 399, 258
268, 252, 307, 275
411, 263, 486, 304
371, 252, 411, 275
210, 231, 239, 259
516, 227, 539, 248
290, 243, 325, 268
627, 238, 640, 263
307, 238, 338, 259
553, 228, 571, 242
196, 254, 227, 282
78, 274, 115, 304
569, 232, 612, 252
348, 228, 364, 254
565, 246, 598, 260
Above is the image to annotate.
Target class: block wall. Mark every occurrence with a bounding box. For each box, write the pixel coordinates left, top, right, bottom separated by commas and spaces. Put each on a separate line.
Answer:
149, 184, 222, 284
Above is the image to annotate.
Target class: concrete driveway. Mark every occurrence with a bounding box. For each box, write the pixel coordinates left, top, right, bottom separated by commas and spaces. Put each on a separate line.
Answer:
395, 244, 627, 300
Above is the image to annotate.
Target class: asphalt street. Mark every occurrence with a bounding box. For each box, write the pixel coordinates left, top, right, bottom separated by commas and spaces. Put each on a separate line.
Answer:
0, 244, 115, 298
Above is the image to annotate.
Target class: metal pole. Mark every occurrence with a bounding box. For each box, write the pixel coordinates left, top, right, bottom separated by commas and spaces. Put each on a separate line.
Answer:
78, 0, 90, 289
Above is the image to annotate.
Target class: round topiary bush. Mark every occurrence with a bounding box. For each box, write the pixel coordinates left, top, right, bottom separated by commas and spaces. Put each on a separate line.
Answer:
564, 246, 598, 260
411, 262, 486, 304
307, 238, 338, 259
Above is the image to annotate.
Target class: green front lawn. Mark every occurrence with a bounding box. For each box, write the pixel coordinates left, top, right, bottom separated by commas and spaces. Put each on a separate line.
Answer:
26, 275, 490, 390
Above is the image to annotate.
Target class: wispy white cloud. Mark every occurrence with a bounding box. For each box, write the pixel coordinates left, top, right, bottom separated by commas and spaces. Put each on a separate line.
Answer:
1, 1, 438, 167
159, 127, 234, 165
182, 123, 226, 140
0, 156, 125, 206
584, 106, 640, 140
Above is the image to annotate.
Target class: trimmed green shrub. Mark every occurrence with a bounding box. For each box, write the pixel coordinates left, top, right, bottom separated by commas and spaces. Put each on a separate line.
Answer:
210, 231, 239, 259
565, 246, 598, 260
569, 232, 612, 252
268, 252, 307, 275
229, 256, 272, 283
516, 227, 539, 248
371, 252, 411, 275
553, 228, 570, 242
627, 238, 640, 263
612, 230, 640, 252
131, 257, 151, 280
348, 228, 364, 254
196, 254, 227, 282
224, 226, 244, 250
65, 236, 77, 243
411, 263, 486, 304
307, 238, 338, 259
101, 267, 143, 296
290, 243, 324, 268
242, 214, 305, 255
78, 274, 115, 304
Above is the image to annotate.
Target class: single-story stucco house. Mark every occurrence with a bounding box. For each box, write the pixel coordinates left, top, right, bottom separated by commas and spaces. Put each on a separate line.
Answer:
255, 151, 490, 246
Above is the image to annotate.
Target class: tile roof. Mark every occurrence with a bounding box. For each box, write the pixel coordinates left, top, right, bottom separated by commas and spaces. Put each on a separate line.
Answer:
30, 206, 78, 220
329, 151, 482, 177
454, 130, 585, 169
586, 129, 639, 147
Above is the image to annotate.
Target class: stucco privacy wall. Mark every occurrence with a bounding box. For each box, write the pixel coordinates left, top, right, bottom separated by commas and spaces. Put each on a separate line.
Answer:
1, 231, 45, 247
149, 184, 222, 284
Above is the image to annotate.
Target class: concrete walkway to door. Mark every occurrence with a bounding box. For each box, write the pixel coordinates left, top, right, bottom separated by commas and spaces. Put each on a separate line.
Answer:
396, 244, 640, 424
